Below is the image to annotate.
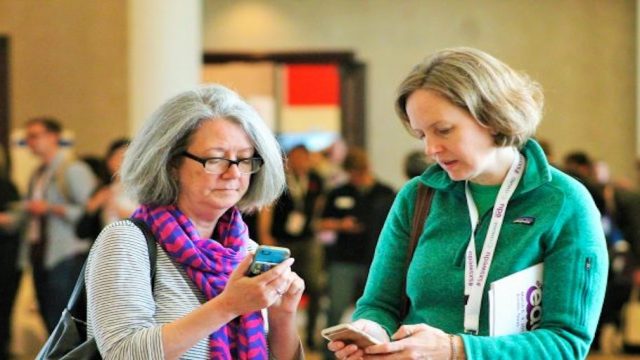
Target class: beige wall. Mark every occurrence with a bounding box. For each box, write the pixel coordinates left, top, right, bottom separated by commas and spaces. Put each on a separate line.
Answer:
204, 0, 637, 188
0, 0, 128, 158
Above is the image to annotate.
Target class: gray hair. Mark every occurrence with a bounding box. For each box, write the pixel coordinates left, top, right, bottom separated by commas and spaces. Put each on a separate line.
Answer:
396, 47, 544, 148
121, 85, 286, 211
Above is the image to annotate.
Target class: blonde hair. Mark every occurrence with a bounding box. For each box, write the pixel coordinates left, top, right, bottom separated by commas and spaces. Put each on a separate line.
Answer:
395, 47, 544, 148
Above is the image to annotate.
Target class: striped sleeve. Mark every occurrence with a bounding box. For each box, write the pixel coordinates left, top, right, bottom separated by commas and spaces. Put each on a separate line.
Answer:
86, 220, 164, 359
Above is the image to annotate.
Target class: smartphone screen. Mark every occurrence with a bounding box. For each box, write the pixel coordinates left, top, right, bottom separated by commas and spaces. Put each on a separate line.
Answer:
247, 245, 290, 276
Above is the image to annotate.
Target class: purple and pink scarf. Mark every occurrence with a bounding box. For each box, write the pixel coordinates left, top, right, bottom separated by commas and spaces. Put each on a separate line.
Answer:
132, 204, 267, 360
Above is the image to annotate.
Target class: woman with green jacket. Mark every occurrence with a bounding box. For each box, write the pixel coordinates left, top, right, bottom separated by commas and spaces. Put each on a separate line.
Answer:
326, 47, 608, 360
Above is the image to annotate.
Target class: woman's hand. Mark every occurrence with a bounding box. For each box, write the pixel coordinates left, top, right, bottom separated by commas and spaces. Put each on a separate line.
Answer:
268, 269, 305, 315
361, 323, 454, 359
327, 319, 390, 359
218, 254, 296, 317
266, 268, 305, 360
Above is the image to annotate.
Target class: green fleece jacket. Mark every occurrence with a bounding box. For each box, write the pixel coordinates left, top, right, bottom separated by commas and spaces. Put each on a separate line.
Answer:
353, 140, 608, 359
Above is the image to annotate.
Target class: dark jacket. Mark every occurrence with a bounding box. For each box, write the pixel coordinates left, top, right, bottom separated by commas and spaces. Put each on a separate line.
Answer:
270, 171, 324, 243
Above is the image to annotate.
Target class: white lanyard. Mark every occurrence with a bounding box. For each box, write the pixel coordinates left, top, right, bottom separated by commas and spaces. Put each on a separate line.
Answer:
463, 149, 525, 334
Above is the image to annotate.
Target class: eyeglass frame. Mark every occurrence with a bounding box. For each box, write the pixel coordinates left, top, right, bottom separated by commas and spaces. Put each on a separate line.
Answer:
180, 151, 264, 174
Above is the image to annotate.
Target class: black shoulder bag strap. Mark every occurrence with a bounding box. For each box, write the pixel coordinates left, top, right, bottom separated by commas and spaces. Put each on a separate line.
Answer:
400, 183, 434, 320
70, 219, 157, 321
129, 218, 158, 280
66, 218, 157, 324
36, 219, 158, 360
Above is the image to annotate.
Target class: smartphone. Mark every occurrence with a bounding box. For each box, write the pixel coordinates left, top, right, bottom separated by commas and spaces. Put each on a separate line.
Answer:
247, 245, 291, 277
321, 323, 382, 348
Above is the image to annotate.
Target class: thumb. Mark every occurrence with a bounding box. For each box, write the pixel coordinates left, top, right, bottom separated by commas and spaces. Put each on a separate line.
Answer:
231, 254, 254, 280
391, 325, 414, 340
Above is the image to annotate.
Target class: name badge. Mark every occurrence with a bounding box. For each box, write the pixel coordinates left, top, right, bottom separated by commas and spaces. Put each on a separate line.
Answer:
285, 211, 306, 235
335, 196, 355, 209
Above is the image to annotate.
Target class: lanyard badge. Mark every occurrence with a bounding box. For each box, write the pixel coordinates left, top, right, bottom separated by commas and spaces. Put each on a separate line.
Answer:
463, 150, 525, 334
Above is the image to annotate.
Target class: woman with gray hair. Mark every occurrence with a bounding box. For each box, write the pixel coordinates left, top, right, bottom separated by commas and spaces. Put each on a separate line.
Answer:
327, 48, 607, 359
85, 85, 304, 359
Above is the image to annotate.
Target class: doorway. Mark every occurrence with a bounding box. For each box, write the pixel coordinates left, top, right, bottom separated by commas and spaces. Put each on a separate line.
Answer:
203, 51, 366, 150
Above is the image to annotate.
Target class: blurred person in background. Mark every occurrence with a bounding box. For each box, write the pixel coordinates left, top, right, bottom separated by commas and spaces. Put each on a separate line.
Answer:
79, 155, 110, 186
0, 146, 22, 360
562, 151, 639, 259
563, 151, 606, 211
76, 138, 137, 239
86, 85, 304, 358
404, 149, 433, 179
314, 138, 349, 190
259, 144, 325, 350
318, 146, 395, 359
563, 151, 595, 183
23, 117, 97, 332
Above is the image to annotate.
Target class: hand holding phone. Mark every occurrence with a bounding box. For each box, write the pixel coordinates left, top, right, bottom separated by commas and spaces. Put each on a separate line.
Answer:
321, 323, 382, 348
247, 245, 291, 277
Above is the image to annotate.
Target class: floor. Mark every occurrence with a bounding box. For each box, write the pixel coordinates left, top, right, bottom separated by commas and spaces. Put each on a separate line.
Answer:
8, 270, 640, 360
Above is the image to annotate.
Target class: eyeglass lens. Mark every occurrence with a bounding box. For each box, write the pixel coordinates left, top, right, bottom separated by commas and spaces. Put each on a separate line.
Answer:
205, 158, 262, 174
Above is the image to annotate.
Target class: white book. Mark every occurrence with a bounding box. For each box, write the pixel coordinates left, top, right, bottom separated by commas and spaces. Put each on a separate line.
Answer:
489, 262, 544, 336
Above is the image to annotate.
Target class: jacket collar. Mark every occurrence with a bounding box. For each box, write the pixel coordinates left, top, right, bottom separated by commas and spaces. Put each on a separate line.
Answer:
419, 139, 552, 197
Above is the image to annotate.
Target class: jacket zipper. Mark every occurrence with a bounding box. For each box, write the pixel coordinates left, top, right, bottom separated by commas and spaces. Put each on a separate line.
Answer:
580, 257, 592, 326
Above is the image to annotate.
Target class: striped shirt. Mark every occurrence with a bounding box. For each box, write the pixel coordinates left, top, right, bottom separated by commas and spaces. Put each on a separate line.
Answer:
85, 219, 259, 359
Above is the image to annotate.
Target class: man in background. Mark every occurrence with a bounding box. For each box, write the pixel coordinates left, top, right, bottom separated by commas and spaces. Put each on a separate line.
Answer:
24, 117, 97, 332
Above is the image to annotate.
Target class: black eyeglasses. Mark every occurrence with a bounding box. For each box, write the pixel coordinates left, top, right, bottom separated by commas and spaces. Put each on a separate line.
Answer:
181, 151, 264, 174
